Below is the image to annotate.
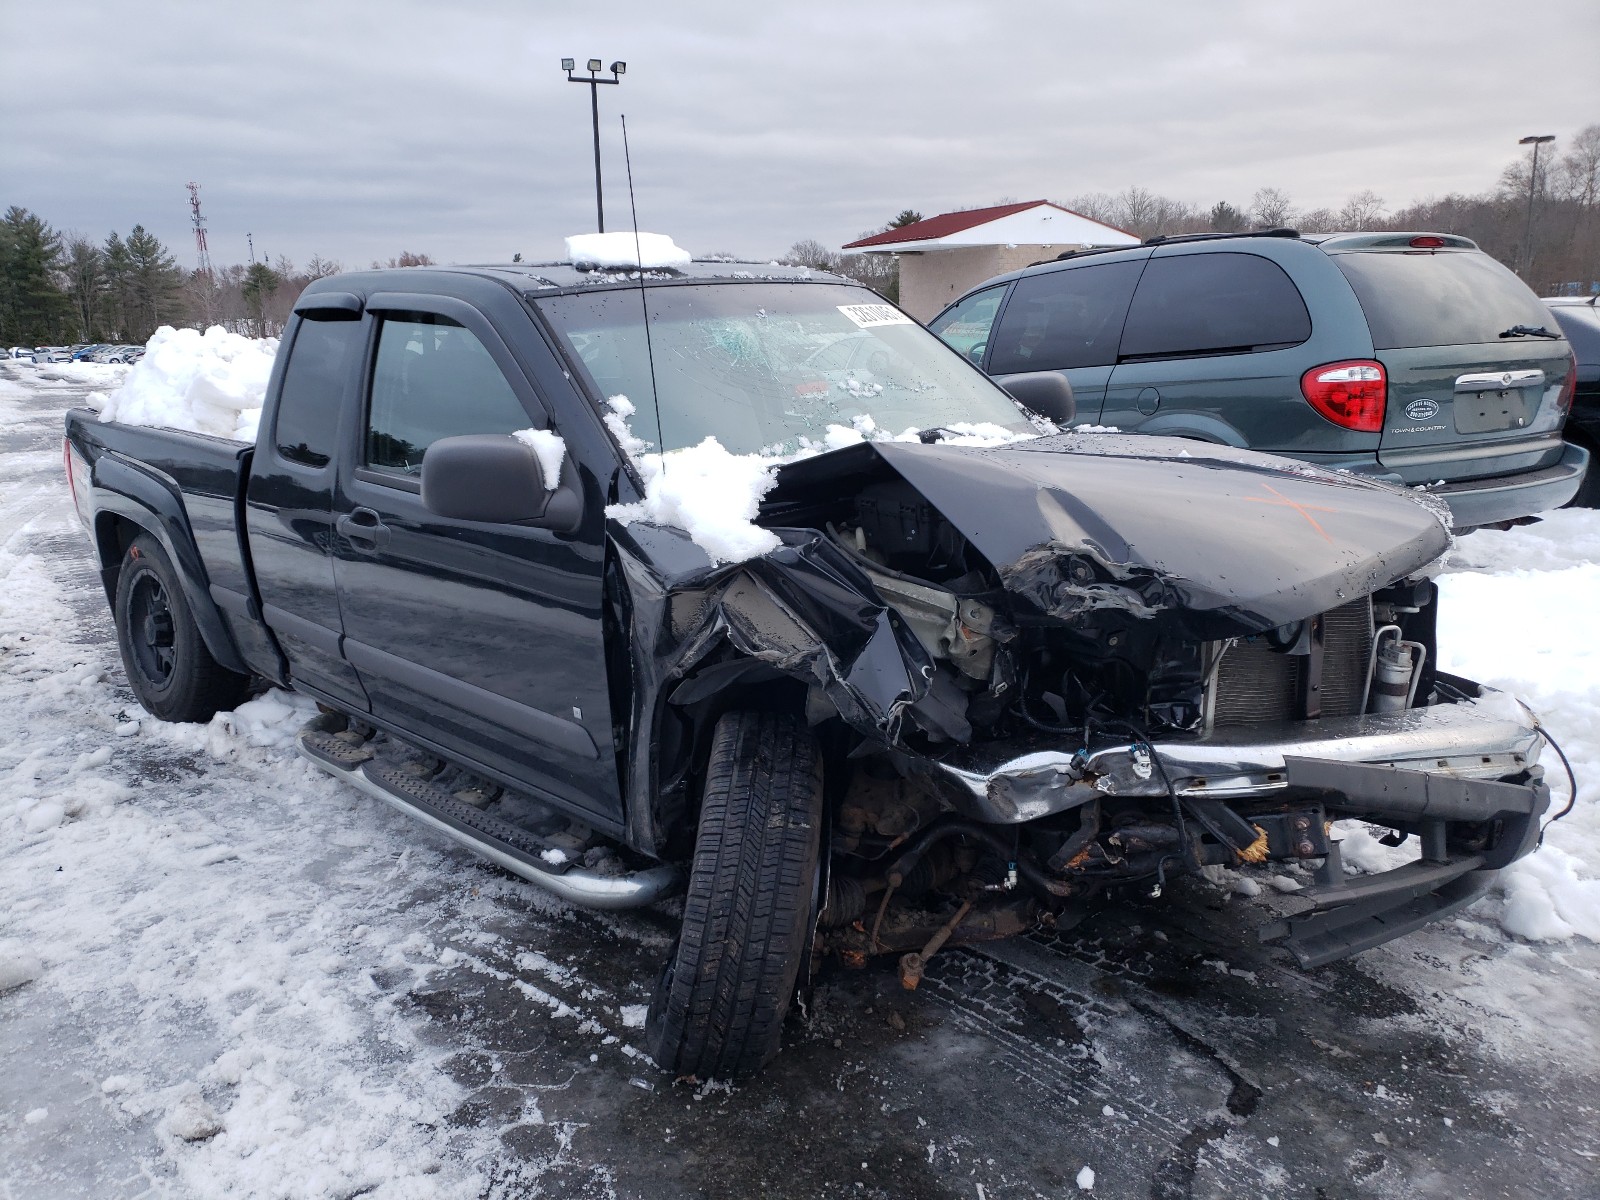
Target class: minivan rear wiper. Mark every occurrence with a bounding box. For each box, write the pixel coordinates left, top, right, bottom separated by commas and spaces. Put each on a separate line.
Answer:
1499, 324, 1560, 339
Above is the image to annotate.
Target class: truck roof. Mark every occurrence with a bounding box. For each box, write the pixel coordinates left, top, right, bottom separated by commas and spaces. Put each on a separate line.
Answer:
302, 260, 847, 300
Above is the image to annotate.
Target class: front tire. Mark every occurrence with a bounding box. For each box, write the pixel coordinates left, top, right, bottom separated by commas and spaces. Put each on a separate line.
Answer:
113, 533, 251, 723
645, 711, 824, 1080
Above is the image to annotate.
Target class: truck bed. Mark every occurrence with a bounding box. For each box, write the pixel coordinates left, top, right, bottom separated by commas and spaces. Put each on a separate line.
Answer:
65, 409, 278, 681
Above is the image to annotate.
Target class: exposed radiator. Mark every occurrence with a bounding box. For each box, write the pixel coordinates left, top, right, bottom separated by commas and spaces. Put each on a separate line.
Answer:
1212, 598, 1373, 728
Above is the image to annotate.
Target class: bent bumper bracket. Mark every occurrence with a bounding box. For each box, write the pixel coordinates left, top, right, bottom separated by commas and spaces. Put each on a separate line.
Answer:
1259, 756, 1549, 966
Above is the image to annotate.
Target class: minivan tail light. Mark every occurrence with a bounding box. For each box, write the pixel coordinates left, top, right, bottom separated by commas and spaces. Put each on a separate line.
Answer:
1301, 360, 1387, 432
1409, 235, 1446, 249
1558, 351, 1578, 416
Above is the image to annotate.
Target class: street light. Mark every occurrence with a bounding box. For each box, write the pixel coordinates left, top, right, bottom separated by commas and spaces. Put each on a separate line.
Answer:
1518, 133, 1556, 279
563, 57, 626, 233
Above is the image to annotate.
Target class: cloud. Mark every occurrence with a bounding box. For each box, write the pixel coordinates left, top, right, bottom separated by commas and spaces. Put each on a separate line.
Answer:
4, 0, 1596, 269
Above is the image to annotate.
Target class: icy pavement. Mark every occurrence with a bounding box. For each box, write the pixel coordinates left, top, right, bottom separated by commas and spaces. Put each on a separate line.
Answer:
3, 359, 1599, 1199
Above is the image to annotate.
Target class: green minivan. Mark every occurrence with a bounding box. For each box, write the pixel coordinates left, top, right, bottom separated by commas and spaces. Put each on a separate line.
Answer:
929, 231, 1587, 529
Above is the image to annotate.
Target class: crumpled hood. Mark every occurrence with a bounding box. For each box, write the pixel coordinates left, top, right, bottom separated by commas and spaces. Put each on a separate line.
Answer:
763, 432, 1451, 638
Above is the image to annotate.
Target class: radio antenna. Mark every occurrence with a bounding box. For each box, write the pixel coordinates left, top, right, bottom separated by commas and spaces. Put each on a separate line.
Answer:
621, 114, 666, 462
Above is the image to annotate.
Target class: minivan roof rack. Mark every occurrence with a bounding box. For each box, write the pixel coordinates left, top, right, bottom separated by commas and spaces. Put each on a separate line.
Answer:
1031, 227, 1302, 269
1143, 227, 1300, 246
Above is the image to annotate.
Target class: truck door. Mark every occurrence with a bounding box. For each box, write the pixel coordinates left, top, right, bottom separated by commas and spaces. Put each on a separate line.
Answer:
244, 305, 370, 711
329, 296, 622, 831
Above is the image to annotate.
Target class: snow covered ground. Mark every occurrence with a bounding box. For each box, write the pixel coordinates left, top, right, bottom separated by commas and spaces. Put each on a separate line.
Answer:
3, 359, 1599, 1199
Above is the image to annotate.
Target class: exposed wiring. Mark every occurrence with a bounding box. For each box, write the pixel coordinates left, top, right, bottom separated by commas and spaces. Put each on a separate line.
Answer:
1102, 715, 1194, 871
1536, 724, 1580, 847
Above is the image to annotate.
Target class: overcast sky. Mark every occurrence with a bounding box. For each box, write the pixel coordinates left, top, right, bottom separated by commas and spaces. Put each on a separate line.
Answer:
4, 0, 1597, 272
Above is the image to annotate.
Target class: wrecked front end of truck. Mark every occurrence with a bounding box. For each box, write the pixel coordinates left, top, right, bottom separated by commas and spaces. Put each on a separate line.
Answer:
614, 432, 1549, 973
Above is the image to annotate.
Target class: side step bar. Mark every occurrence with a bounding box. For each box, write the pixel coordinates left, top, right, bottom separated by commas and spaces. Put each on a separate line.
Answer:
296, 720, 681, 911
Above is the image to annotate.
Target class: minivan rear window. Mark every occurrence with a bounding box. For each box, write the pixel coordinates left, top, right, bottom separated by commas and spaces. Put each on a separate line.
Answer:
1118, 252, 1310, 360
1333, 250, 1554, 349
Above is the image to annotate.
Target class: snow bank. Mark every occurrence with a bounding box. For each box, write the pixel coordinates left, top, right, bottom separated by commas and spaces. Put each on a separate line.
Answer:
565, 232, 692, 271
1432, 512, 1600, 944
601, 397, 1040, 565
95, 325, 278, 442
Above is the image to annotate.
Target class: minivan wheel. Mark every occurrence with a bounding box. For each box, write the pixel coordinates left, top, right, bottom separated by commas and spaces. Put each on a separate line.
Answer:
113, 534, 251, 723
645, 711, 824, 1080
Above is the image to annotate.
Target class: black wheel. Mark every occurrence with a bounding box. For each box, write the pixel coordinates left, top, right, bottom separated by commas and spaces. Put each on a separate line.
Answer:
113, 533, 251, 723
645, 711, 824, 1080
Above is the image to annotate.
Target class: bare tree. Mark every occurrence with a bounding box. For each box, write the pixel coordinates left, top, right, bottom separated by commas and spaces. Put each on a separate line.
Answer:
1557, 124, 1600, 209
1249, 187, 1296, 228
372, 252, 435, 268
1297, 208, 1338, 233
304, 254, 342, 280
783, 239, 841, 272
1337, 190, 1386, 230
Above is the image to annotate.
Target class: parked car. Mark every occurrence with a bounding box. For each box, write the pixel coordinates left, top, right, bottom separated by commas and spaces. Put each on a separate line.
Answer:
930, 231, 1586, 530
31, 346, 71, 363
1544, 295, 1600, 507
7, 346, 33, 359
65, 260, 1552, 1079
72, 344, 110, 362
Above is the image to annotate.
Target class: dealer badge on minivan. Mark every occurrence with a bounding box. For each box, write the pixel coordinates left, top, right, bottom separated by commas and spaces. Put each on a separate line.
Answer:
1406, 398, 1441, 421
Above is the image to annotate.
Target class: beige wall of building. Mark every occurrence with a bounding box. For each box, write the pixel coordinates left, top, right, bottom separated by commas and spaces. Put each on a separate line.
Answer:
896, 244, 1085, 321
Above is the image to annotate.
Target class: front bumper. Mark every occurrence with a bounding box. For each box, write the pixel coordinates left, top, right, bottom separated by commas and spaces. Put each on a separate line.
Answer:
927, 685, 1542, 824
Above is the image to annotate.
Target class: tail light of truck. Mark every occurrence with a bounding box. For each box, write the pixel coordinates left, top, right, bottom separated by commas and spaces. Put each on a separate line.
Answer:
63, 438, 79, 505
1301, 360, 1387, 433
64, 438, 91, 530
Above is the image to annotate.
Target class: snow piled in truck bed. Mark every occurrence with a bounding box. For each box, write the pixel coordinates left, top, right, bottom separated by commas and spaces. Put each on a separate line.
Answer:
94, 325, 278, 442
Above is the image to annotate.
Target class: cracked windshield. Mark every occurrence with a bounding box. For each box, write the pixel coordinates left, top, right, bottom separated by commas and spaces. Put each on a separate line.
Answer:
537, 282, 1033, 454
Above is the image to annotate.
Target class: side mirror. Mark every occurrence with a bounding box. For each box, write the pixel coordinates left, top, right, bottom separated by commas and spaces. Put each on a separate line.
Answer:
999, 372, 1076, 425
421, 434, 581, 530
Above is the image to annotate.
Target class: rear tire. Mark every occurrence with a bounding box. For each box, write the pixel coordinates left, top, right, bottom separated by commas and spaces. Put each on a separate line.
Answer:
645, 711, 823, 1080
113, 533, 251, 723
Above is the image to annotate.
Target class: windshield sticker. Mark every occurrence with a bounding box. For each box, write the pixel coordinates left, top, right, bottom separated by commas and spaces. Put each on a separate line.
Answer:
837, 304, 913, 329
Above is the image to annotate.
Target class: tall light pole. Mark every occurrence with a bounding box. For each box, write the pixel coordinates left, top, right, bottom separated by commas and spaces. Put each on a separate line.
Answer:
562, 58, 625, 233
1518, 133, 1555, 279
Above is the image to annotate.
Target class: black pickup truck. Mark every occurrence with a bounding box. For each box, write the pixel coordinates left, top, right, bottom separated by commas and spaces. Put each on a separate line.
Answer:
66, 260, 1553, 1080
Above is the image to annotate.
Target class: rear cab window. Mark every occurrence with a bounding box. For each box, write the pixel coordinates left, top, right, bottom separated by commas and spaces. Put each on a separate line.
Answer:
988, 260, 1144, 374
274, 313, 362, 468
1333, 250, 1553, 348
1119, 252, 1310, 360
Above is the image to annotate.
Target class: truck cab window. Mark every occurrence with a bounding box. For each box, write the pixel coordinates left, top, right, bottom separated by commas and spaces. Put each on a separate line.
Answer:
275, 314, 361, 468
366, 313, 532, 475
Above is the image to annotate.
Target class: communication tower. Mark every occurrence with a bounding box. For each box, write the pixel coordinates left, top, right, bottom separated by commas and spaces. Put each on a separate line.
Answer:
187, 182, 214, 279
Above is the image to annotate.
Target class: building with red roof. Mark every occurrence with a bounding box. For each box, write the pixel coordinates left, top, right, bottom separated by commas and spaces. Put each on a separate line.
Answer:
843, 201, 1139, 320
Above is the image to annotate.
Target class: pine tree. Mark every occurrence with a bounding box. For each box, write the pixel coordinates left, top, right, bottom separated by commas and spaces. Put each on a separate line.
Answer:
63, 235, 108, 340
122, 225, 185, 341
102, 231, 132, 340
0, 207, 71, 346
